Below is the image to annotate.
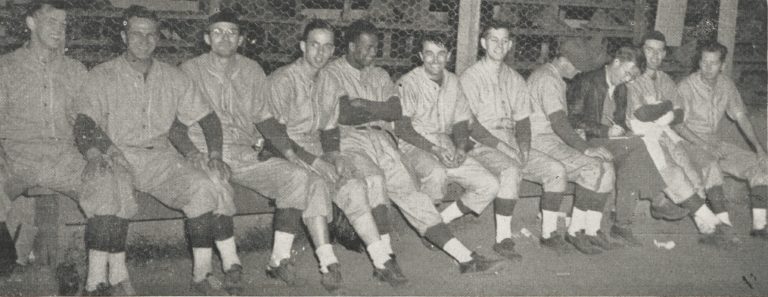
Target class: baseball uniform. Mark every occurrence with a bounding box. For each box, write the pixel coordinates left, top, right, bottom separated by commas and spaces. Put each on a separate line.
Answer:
0, 47, 134, 221
76, 54, 224, 219
313, 57, 441, 235
397, 66, 499, 216
181, 53, 331, 219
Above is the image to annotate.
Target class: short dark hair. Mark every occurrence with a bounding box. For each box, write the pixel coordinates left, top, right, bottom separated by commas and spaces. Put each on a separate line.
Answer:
691, 40, 728, 72
418, 32, 449, 52
344, 19, 377, 46
302, 19, 334, 42
25, 0, 66, 18
207, 9, 240, 29
641, 30, 666, 46
122, 5, 159, 29
481, 21, 511, 39
612, 46, 639, 64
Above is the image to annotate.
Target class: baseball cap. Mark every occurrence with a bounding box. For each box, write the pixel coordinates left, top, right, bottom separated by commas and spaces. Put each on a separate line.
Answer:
208, 9, 240, 27
558, 38, 591, 72
641, 30, 666, 45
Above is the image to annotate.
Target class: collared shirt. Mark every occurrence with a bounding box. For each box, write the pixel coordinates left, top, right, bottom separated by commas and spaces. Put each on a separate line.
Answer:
460, 58, 532, 130
267, 58, 324, 138
0, 45, 87, 142
675, 72, 746, 140
602, 67, 617, 126
527, 63, 566, 136
181, 53, 270, 147
625, 70, 680, 129
313, 56, 398, 130
398, 66, 471, 139
76, 54, 211, 148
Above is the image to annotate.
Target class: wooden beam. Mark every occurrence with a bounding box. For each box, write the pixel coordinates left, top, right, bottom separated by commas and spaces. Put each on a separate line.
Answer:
717, 0, 738, 76
456, 0, 481, 74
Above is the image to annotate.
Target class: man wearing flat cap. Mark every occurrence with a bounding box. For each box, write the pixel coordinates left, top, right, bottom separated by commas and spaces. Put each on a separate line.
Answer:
525, 38, 619, 255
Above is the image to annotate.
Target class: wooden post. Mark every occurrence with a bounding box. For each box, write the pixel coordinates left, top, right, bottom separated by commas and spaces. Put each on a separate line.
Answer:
633, 0, 647, 45
455, 0, 481, 74
717, 0, 738, 76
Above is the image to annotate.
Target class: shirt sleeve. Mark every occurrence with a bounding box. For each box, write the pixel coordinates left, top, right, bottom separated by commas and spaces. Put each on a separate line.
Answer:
536, 75, 566, 116
397, 77, 417, 118
511, 76, 533, 121
75, 68, 109, 127
314, 68, 345, 130
724, 79, 747, 120
176, 71, 213, 126
459, 73, 482, 116
453, 86, 473, 124
64, 62, 88, 124
248, 69, 274, 124
675, 79, 695, 122
266, 72, 297, 125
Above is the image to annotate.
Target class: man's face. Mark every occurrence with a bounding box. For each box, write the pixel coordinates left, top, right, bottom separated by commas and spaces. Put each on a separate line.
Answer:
27, 6, 67, 50
642, 39, 666, 71
699, 51, 723, 81
205, 22, 242, 58
559, 57, 579, 79
348, 33, 378, 67
610, 59, 639, 85
121, 17, 159, 60
419, 41, 449, 78
480, 28, 511, 62
301, 28, 334, 69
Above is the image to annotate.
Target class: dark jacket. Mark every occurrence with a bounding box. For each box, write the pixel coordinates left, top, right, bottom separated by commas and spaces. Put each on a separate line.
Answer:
566, 67, 629, 139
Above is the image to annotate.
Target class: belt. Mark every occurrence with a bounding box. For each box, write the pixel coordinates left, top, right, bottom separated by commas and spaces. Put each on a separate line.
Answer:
355, 125, 384, 131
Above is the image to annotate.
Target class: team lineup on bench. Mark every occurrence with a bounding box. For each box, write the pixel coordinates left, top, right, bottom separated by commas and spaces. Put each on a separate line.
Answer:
1, 1, 768, 296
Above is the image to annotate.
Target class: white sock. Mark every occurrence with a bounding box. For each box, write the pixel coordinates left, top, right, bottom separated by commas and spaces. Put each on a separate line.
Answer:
694, 205, 720, 234
366, 240, 390, 269
568, 208, 587, 236
215, 237, 241, 271
442, 238, 473, 263
270, 231, 295, 267
715, 212, 733, 226
192, 248, 213, 283
108, 252, 129, 286
753, 208, 767, 230
315, 244, 339, 273
440, 203, 464, 223
541, 210, 558, 239
495, 214, 513, 243
86, 250, 108, 291
380, 233, 394, 255
585, 210, 603, 236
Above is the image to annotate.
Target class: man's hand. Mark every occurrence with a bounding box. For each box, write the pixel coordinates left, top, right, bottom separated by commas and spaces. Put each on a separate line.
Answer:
453, 148, 467, 167
348, 98, 368, 108
82, 148, 109, 182
584, 146, 614, 162
185, 151, 208, 170
207, 151, 232, 181
608, 124, 625, 137
312, 158, 339, 183
431, 145, 457, 168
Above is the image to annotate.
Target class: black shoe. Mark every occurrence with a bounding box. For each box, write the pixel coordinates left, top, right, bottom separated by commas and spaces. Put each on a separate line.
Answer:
83, 283, 112, 296
223, 264, 243, 295
493, 238, 522, 261
610, 225, 642, 247
321, 263, 343, 292
458, 252, 505, 274
373, 259, 408, 287
539, 232, 573, 255
750, 228, 768, 240
191, 273, 226, 296
56, 262, 80, 296
266, 259, 298, 286
420, 236, 440, 251
565, 231, 602, 255
586, 231, 623, 250
650, 198, 689, 221
699, 224, 741, 250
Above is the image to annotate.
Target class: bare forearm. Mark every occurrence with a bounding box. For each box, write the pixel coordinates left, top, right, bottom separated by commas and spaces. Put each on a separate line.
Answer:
737, 114, 766, 153
673, 124, 707, 146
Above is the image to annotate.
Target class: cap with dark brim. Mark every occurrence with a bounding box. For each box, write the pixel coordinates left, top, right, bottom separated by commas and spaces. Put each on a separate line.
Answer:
208, 9, 240, 27
559, 38, 592, 72
641, 30, 666, 44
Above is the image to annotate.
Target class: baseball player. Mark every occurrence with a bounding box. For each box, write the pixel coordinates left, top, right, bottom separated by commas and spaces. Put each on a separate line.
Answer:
74, 6, 241, 295
458, 22, 589, 255
626, 32, 734, 247
525, 38, 620, 255
313, 20, 504, 274
181, 13, 349, 292
567, 46, 694, 246
395, 32, 525, 265
674, 40, 768, 241
0, 1, 136, 295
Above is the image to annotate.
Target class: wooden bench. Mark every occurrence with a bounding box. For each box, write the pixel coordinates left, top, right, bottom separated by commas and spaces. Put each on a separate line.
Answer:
24, 180, 569, 266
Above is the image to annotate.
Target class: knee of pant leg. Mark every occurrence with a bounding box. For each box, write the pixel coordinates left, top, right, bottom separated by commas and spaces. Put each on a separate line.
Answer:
185, 212, 214, 248
474, 173, 501, 200
85, 215, 125, 252
421, 167, 448, 201
182, 179, 221, 218
423, 223, 453, 248
364, 175, 388, 207
274, 208, 303, 235
371, 205, 392, 234
335, 180, 372, 223
542, 163, 568, 192
662, 166, 695, 199
598, 162, 615, 193
702, 164, 724, 188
